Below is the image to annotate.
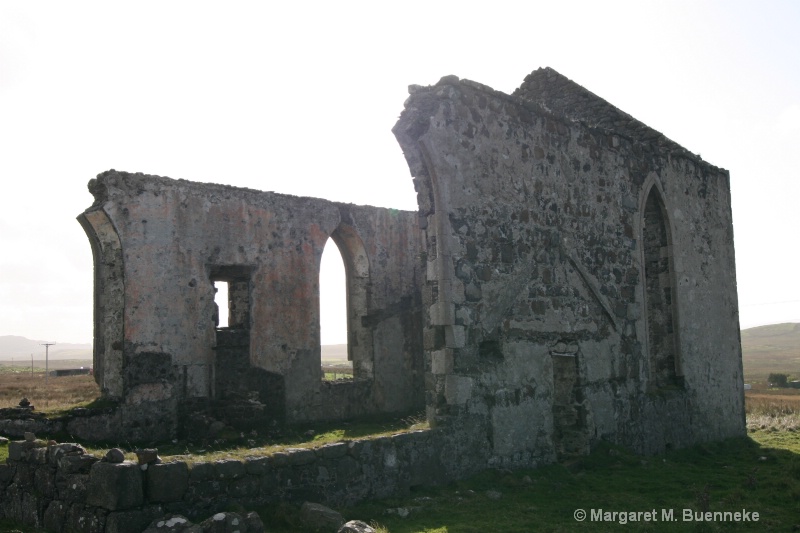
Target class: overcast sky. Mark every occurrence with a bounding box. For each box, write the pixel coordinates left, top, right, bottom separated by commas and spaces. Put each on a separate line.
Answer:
1, 1, 798, 346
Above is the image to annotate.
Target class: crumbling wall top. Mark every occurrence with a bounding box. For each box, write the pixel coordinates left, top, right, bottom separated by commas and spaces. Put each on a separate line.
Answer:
396, 67, 728, 181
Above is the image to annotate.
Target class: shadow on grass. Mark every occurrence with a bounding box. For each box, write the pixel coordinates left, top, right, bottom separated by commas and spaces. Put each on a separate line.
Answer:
325, 435, 800, 533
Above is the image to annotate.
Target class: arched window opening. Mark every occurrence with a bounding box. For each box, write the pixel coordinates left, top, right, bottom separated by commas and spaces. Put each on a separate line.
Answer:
643, 188, 679, 388
320, 237, 353, 381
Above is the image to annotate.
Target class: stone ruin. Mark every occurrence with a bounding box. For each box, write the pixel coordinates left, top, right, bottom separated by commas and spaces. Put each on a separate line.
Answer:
77, 67, 745, 460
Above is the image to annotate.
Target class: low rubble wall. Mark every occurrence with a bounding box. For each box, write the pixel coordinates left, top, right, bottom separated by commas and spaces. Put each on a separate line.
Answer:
0, 427, 487, 532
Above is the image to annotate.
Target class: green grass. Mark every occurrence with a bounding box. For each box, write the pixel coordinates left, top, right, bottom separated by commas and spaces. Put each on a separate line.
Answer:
0, 366, 46, 374
74, 412, 430, 464
319, 434, 800, 533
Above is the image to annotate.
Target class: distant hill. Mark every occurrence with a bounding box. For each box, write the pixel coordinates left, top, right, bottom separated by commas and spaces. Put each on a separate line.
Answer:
0, 336, 92, 360
322, 344, 348, 361
741, 323, 800, 381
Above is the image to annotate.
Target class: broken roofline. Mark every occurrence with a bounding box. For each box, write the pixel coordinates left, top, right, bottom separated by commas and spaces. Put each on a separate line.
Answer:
400, 66, 727, 177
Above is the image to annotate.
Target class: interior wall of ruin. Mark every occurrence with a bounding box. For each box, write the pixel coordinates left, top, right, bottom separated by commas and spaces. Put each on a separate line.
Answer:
79, 171, 424, 434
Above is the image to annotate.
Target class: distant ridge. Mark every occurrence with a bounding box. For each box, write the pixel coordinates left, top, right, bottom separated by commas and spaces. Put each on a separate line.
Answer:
2, 325, 797, 374
0, 335, 92, 360
741, 323, 800, 380
0, 336, 349, 362
321, 344, 348, 361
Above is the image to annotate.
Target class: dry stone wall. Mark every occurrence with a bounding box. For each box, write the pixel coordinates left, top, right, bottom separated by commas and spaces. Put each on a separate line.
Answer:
0, 428, 486, 533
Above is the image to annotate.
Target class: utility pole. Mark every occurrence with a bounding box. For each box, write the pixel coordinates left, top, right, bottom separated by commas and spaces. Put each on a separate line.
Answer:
41, 342, 56, 389
30, 354, 33, 376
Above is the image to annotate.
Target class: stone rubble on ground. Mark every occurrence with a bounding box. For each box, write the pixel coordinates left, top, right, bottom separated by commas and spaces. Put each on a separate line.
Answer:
142, 511, 265, 533
338, 520, 376, 533
299, 501, 345, 531
104, 447, 125, 463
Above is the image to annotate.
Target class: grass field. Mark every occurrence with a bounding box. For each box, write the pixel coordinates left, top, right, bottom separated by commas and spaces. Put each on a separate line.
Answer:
0, 369, 99, 414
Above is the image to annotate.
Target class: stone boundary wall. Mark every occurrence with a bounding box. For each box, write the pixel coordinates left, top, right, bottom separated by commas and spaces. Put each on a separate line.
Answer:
0, 428, 487, 533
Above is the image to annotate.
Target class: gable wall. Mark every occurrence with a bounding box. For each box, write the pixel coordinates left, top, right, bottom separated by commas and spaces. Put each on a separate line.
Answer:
393, 72, 743, 462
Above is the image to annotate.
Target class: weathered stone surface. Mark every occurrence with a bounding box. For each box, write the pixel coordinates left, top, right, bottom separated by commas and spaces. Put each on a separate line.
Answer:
286, 448, 316, 466
393, 67, 744, 459
48, 442, 87, 466
146, 461, 189, 503
338, 520, 376, 533
57, 453, 99, 475
105, 448, 125, 463
299, 502, 345, 532
200, 511, 264, 533
188, 462, 214, 481
42, 499, 67, 532
136, 448, 161, 465
106, 506, 165, 533
316, 442, 348, 460
79, 170, 425, 438
143, 514, 200, 532
214, 459, 245, 479
64, 502, 106, 533
86, 461, 143, 510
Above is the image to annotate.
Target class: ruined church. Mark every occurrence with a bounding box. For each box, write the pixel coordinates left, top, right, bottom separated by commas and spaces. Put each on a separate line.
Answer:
79, 67, 744, 463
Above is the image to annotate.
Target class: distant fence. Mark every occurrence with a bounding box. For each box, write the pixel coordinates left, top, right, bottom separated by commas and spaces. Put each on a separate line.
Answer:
321, 365, 353, 381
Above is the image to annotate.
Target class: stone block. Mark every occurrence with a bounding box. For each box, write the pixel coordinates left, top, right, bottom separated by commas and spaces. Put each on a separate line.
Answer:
429, 301, 455, 326
0, 464, 13, 487
444, 375, 473, 405
299, 502, 344, 532
227, 475, 260, 499
64, 502, 106, 533
316, 442, 348, 459
244, 456, 271, 475
445, 325, 466, 348
188, 462, 213, 481
57, 453, 99, 475
8, 440, 43, 462
43, 500, 67, 532
214, 459, 245, 479
106, 506, 165, 533
86, 461, 144, 510
147, 461, 189, 503
431, 349, 453, 375
142, 513, 196, 532
34, 465, 56, 498
285, 448, 316, 466
48, 443, 87, 466
58, 473, 89, 503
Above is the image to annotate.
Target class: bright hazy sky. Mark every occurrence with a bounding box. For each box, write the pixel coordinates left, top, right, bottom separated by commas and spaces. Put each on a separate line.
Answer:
1, 1, 798, 346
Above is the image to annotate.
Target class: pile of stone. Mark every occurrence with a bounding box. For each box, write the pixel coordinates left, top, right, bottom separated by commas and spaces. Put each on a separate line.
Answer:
141, 511, 264, 532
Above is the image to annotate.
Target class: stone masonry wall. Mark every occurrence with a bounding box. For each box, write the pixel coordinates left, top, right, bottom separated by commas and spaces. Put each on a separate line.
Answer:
0, 429, 487, 533
66, 66, 744, 482
393, 67, 744, 462
78, 172, 424, 441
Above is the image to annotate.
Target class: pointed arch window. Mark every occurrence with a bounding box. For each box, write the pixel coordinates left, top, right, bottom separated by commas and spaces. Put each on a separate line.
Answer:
320, 237, 351, 380
319, 224, 373, 381
642, 185, 680, 388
